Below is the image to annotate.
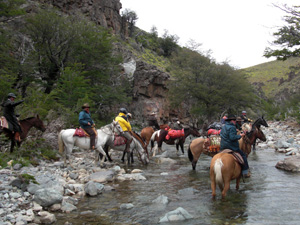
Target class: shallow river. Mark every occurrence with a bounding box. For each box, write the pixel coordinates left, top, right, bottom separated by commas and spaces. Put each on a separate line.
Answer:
56, 143, 300, 225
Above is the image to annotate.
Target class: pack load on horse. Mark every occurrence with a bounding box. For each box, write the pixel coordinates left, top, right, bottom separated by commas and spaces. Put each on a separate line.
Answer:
206, 121, 223, 136
150, 126, 201, 156
188, 116, 267, 171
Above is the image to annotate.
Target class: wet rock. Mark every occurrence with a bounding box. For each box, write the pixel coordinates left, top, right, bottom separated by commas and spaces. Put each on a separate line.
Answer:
152, 195, 169, 205
159, 207, 193, 223
120, 203, 134, 209
34, 188, 63, 207
276, 155, 300, 172
89, 170, 115, 183
38, 211, 56, 224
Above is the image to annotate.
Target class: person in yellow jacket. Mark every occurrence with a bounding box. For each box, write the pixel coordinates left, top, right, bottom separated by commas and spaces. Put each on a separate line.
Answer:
115, 108, 133, 152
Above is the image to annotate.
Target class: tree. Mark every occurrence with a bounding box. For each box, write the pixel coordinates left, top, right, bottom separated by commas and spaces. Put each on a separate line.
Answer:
264, 4, 300, 60
159, 30, 179, 57
168, 48, 256, 121
121, 9, 138, 37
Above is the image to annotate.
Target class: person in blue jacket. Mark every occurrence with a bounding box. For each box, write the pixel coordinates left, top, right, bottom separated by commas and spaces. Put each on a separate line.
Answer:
220, 114, 250, 178
79, 103, 96, 150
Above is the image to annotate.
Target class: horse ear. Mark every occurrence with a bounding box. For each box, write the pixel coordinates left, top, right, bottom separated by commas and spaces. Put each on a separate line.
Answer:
36, 114, 39, 119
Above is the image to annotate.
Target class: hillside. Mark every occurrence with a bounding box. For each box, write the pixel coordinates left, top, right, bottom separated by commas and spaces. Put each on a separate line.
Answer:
243, 57, 300, 100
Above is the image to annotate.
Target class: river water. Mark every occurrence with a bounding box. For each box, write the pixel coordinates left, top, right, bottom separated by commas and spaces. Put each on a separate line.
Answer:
56, 142, 300, 225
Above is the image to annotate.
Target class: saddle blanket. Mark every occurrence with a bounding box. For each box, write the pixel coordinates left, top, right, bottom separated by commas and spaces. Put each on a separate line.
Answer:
221, 149, 244, 165
207, 129, 221, 136
73, 128, 97, 137
165, 129, 184, 140
114, 135, 127, 146
0, 116, 9, 129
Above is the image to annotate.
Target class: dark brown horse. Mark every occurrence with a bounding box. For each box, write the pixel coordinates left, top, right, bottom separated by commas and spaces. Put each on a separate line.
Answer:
188, 126, 266, 170
0, 115, 46, 152
150, 127, 201, 156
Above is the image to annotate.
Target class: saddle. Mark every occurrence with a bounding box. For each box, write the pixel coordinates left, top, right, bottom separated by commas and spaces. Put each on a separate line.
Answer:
73, 127, 97, 137
0, 116, 9, 129
221, 149, 244, 165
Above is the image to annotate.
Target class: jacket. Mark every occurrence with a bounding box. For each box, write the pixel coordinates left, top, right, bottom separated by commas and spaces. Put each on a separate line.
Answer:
79, 110, 94, 129
2, 99, 24, 122
115, 112, 132, 132
220, 121, 241, 151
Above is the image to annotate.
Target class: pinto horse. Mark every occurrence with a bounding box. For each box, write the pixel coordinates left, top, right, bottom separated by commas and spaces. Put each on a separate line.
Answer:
0, 115, 46, 153
150, 127, 201, 156
188, 125, 266, 170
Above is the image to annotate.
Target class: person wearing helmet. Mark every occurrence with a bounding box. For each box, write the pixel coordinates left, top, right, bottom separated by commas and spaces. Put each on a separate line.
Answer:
115, 108, 133, 153
79, 103, 96, 150
241, 111, 251, 123
1, 93, 24, 142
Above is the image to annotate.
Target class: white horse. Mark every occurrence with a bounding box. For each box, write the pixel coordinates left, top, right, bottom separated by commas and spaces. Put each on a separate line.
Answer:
99, 131, 149, 165
58, 120, 123, 166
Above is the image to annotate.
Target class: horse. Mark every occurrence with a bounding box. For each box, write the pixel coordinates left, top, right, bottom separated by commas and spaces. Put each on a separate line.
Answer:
210, 151, 242, 198
140, 126, 155, 153
188, 125, 266, 170
58, 120, 123, 167
250, 116, 268, 150
0, 115, 46, 153
104, 131, 149, 165
150, 126, 201, 156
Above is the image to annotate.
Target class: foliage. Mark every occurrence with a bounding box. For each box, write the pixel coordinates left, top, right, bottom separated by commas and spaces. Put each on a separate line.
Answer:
20, 174, 39, 184
0, 0, 25, 17
264, 5, 300, 61
121, 8, 138, 37
159, 30, 179, 57
168, 48, 256, 121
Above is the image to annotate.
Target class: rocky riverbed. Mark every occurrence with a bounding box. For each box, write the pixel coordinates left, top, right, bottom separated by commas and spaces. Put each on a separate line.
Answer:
1, 119, 300, 225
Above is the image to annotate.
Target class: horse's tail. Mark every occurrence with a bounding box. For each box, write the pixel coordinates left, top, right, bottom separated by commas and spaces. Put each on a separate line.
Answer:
188, 143, 193, 162
214, 158, 224, 189
150, 130, 159, 148
58, 130, 65, 154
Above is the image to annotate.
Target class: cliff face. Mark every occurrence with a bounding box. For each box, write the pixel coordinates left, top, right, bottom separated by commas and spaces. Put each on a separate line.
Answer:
39, 0, 123, 34
36, 0, 187, 125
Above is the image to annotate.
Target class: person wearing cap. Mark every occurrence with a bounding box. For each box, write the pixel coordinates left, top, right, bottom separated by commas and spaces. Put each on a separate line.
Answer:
115, 108, 133, 153
79, 103, 96, 150
236, 116, 243, 131
220, 114, 250, 178
1, 93, 24, 141
241, 111, 251, 123
147, 111, 159, 130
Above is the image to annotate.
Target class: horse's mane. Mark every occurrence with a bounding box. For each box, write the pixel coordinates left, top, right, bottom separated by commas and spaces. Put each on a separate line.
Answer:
132, 131, 146, 146
20, 117, 35, 122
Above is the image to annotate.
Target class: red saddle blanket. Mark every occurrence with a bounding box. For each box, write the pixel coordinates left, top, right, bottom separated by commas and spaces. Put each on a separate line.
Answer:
0, 116, 9, 129
207, 129, 221, 136
165, 129, 184, 140
114, 135, 127, 146
73, 128, 87, 137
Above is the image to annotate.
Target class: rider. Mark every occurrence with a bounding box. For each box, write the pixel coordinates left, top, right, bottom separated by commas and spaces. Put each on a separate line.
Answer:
235, 116, 243, 131
79, 103, 96, 150
1, 93, 24, 142
241, 111, 252, 124
220, 114, 250, 178
115, 108, 133, 153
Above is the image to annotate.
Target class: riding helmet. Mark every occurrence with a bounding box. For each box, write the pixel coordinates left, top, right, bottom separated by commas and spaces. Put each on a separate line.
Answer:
7, 93, 16, 98
119, 108, 128, 114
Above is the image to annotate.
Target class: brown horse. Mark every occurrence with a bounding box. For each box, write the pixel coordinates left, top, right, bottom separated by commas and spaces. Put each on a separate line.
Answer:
210, 151, 241, 198
188, 126, 266, 170
140, 127, 155, 152
0, 115, 46, 152
150, 127, 201, 156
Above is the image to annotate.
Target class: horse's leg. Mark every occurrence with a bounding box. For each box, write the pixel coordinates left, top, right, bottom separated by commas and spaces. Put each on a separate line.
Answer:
236, 177, 241, 190
10, 139, 15, 153
130, 152, 134, 164
210, 167, 217, 197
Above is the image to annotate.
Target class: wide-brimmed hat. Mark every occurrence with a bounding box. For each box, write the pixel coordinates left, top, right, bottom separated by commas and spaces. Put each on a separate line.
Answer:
82, 103, 90, 109
225, 114, 236, 121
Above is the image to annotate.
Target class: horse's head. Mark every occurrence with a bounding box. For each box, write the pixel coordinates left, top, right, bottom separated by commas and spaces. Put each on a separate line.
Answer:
133, 137, 149, 165
191, 127, 201, 137
255, 127, 266, 142
112, 120, 123, 135
261, 116, 269, 127
32, 115, 46, 132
